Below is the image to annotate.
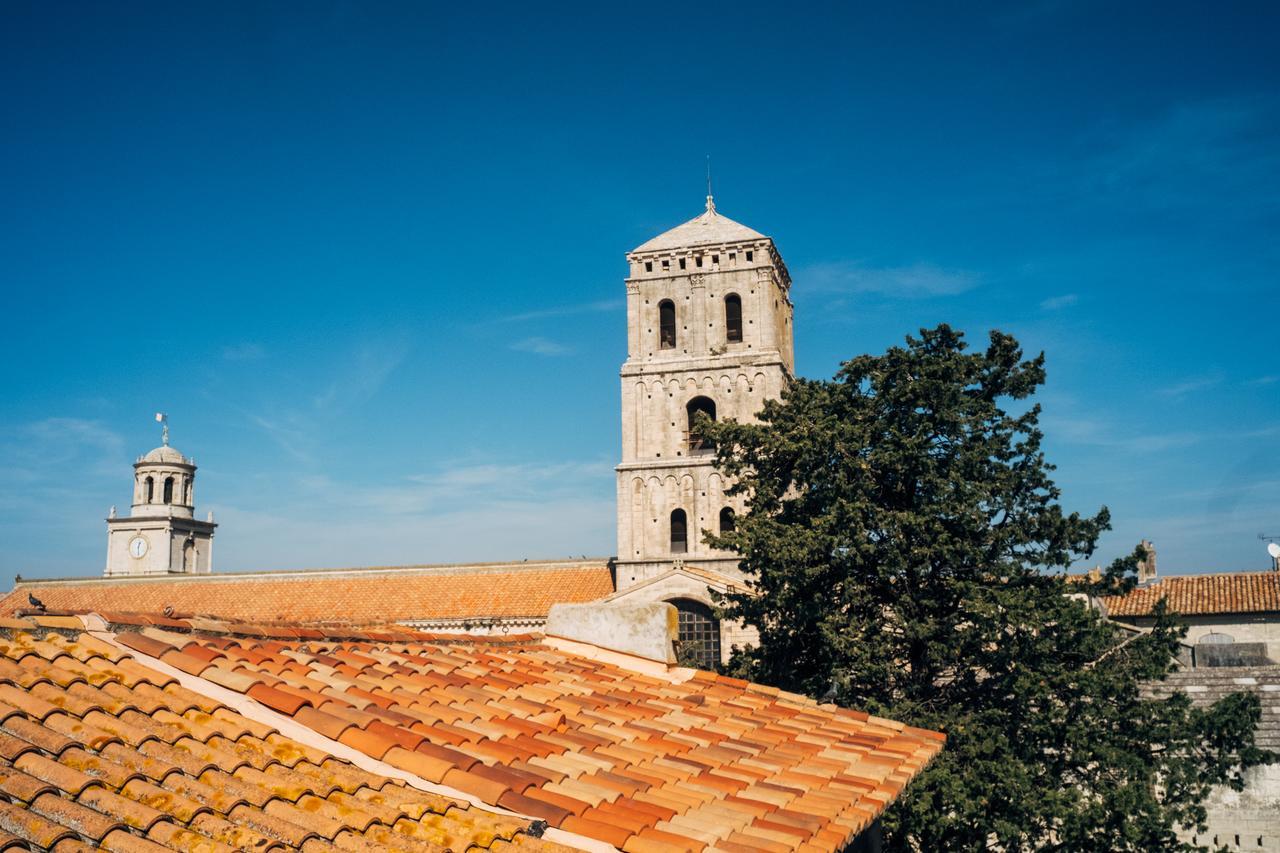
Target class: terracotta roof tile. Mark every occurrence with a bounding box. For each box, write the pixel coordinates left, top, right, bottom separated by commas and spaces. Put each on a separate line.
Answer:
4, 608, 943, 851
1102, 571, 1280, 617
166, 628, 942, 852
0, 629, 570, 852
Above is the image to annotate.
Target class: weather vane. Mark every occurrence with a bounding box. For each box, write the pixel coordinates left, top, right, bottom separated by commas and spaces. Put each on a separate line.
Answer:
155, 412, 169, 446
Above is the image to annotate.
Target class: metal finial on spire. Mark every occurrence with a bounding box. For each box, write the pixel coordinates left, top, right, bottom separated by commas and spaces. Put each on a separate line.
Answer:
155, 412, 169, 446
705, 155, 715, 213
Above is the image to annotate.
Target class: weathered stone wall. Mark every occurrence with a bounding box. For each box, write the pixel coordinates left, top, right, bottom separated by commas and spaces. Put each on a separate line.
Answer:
1143, 667, 1280, 851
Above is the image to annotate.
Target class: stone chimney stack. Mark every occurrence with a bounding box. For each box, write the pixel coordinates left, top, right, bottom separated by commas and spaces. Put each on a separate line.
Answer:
1138, 539, 1157, 585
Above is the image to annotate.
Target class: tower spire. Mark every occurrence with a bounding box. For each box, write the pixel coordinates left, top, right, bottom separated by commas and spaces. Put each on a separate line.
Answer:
705, 155, 715, 213
156, 412, 169, 446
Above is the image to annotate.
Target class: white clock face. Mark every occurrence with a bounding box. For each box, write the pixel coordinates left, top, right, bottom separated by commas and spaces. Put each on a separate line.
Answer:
129, 536, 148, 558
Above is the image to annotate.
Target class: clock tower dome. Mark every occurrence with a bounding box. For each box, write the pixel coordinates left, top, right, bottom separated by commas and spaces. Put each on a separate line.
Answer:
104, 416, 216, 577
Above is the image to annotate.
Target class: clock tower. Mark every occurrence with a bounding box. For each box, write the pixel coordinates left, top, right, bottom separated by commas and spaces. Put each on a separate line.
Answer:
105, 418, 216, 577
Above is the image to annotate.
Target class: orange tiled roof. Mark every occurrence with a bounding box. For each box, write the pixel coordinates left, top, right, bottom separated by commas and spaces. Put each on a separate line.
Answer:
0, 615, 565, 852
95, 613, 945, 852
1102, 571, 1280, 617
0, 561, 615, 625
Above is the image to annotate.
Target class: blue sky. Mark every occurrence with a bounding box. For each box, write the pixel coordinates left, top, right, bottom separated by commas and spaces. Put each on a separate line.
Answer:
2, 1, 1277, 587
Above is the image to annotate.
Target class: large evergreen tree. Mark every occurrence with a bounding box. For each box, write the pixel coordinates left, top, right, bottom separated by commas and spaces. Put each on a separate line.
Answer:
702, 325, 1273, 851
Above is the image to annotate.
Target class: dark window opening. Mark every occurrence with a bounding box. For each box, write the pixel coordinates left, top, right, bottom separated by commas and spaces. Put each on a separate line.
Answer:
725, 294, 743, 343
672, 598, 720, 669
746, 250, 753, 262
644, 261, 652, 272
163, 477, 174, 504
686, 396, 716, 454
659, 300, 676, 349
184, 477, 191, 505
696, 256, 703, 268
679, 258, 686, 270
661, 259, 670, 271
144, 476, 154, 503
729, 252, 736, 262
719, 507, 736, 534
711, 254, 719, 265
670, 509, 688, 553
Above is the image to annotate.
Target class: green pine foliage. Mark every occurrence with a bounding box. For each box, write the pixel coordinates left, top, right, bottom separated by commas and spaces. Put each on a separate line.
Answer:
701, 325, 1274, 852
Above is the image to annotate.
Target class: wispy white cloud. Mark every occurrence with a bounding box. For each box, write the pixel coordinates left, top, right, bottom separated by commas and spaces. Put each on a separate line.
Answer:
235, 339, 411, 463
207, 457, 616, 570
1039, 293, 1078, 311
282, 459, 612, 517
0, 418, 126, 486
1084, 95, 1280, 210
311, 341, 410, 412
221, 343, 265, 362
1043, 414, 1200, 454
799, 261, 978, 298
246, 413, 314, 464
510, 336, 572, 357
1245, 375, 1278, 386
1156, 375, 1222, 398
494, 299, 622, 324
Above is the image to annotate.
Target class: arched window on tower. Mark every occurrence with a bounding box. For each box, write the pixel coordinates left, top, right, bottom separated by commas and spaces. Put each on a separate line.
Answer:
670, 598, 721, 669
725, 294, 743, 343
144, 476, 154, 504
659, 300, 676, 349
163, 477, 174, 504
183, 477, 191, 505
686, 396, 716, 455
670, 509, 688, 553
719, 507, 736, 534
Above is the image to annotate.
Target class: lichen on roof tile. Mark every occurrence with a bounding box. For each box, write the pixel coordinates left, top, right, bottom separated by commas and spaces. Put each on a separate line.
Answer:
0, 629, 570, 852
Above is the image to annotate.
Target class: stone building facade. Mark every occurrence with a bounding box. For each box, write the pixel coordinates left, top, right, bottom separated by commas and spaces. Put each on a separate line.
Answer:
611, 196, 794, 663
104, 436, 215, 577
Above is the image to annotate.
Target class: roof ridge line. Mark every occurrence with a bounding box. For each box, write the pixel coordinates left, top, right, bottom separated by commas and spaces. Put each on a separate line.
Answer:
12, 557, 613, 587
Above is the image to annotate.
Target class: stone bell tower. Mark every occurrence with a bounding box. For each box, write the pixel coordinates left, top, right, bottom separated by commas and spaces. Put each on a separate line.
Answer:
615, 196, 794, 589
105, 416, 216, 577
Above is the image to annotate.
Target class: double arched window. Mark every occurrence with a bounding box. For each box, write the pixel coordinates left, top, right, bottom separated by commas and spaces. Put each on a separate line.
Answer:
725, 294, 743, 343
686, 396, 716, 454
670, 509, 688, 553
671, 598, 721, 669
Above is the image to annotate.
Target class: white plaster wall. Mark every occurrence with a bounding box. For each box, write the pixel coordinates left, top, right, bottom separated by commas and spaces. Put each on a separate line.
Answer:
1124, 614, 1280, 663
105, 519, 214, 577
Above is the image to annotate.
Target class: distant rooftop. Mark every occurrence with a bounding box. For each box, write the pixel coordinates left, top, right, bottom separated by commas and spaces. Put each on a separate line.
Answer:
2, 558, 615, 625
1103, 571, 1280, 617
